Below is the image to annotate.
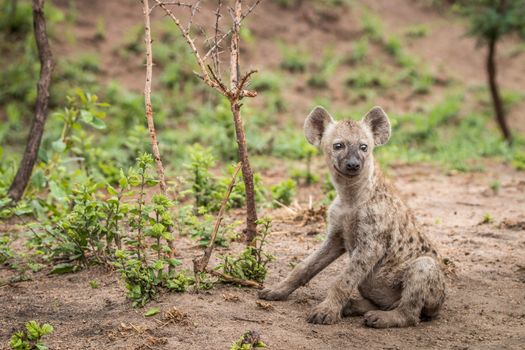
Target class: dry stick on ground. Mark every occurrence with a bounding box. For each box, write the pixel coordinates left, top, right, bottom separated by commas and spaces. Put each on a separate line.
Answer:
8, 0, 54, 202
193, 162, 241, 289
207, 269, 262, 289
154, 0, 261, 245
141, 0, 175, 267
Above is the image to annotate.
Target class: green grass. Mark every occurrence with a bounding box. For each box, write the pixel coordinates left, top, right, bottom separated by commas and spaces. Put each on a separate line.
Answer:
377, 93, 521, 171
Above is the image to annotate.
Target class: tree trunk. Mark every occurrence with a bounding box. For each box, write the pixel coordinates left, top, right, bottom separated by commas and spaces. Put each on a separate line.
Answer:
231, 103, 258, 244
142, 0, 168, 195
230, 0, 258, 245
487, 37, 512, 143
8, 0, 53, 202
142, 0, 175, 266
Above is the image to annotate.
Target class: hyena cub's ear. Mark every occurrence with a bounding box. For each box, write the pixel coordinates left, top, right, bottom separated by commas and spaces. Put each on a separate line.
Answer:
304, 106, 335, 146
362, 106, 391, 146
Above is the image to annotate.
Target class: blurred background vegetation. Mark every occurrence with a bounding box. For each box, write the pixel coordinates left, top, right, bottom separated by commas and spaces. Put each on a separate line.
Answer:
0, 0, 524, 216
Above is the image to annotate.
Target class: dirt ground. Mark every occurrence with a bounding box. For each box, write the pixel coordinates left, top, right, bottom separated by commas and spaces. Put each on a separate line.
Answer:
2, 0, 525, 349
1, 162, 524, 350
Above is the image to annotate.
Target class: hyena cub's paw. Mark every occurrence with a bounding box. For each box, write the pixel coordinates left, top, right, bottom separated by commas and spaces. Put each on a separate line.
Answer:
258, 288, 289, 301
364, 310, 415, 329
307, 302, 341, 325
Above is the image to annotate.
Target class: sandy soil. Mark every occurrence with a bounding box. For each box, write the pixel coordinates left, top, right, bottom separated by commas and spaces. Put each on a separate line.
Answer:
1, 163, 524, 350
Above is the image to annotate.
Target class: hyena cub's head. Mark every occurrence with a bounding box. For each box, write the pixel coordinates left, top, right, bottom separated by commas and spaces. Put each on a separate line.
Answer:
304, 106, 391, 179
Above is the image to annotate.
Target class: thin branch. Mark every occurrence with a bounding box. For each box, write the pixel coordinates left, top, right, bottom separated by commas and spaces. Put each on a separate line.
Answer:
236, 69, 257, 98
230, 0, 241, 89
213, 0, 223, 76
186, 0, 201, 34
154, 0, 219, 91
193, 162, 241, 280
149, 0, 193, 14
202, 0, 263, 62
207, 64, 229, 95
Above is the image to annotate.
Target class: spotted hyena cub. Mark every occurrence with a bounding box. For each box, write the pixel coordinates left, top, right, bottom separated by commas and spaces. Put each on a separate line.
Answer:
259, 106, 445, 328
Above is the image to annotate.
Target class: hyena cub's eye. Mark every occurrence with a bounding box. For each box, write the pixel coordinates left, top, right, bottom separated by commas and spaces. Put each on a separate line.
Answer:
333, 143, 345, 150
359, 144, 368, 152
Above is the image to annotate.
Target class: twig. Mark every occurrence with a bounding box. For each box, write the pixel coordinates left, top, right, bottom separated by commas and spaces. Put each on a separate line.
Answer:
272, 199, 298, 214
207, 268, 262, 289
208, 64, 228, 95
193, 163, 241, 289
236, 69, 257, 98
201, 0, 263, 62
154, 0, 219, 92
212, 0, 223, 75
0, 275, 31, 288
149, 0, 193, 14
186, 0, 201, 34
232, 316, 267, 323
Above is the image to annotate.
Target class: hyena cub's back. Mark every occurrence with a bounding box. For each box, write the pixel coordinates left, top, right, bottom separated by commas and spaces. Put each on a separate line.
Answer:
259, 106, 445, 328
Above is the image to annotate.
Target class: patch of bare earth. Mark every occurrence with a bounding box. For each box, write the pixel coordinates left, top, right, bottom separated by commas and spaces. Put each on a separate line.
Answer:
1, 163, 524, 349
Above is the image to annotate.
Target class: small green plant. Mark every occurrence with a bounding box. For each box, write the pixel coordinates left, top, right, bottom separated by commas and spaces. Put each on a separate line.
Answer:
219, 218, 274, 284
181, 210, 235, 247
89, 280, 99, 289
345, 66, 391, 90
307, 49, 339, 89
230, 330, 266, 350
512, 152, 525, 170
0, 234, 14, 264
481, 213, 494, 224
279, 43, 309, 73
489, 180, 501, 194
9, 320, 54, 350
322, 174, 336, 204
302, 143, 319, 185
271, 179, 296, 207
361, 11, 383, 41
405, 24, 429, 38
184, 144, 217, 209
349, 37, 369, 63
94, 17, 106, 41
385, 36, 402, 57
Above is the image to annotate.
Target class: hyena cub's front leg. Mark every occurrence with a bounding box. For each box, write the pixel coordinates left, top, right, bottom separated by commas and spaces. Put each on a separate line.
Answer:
307, 242, 384, 325
258, 230, 345, 301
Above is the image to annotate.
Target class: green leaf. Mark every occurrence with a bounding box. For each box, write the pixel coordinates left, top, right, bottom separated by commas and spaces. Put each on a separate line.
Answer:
50, 263, 76, 275
40, 323, 54, 335
107, 185, 118, 196
167, 258, 182, 267
52, 139, 67, 153
48, 181, 67, 201
26, 320, 40, 339
153, 260, 164, 270
31, 169, 46, 189
80, 109, 93, 123
35, 343, 49, 350
38, 148, 49, 163
89, 116, 106, 129
144, 307, 160, 317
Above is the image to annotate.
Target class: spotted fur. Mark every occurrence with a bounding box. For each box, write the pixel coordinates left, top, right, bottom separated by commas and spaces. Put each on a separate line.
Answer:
259, 106, 446, 328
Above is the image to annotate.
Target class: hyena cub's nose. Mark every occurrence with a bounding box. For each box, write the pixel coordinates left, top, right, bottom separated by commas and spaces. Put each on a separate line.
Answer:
346, 159, 361, 171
